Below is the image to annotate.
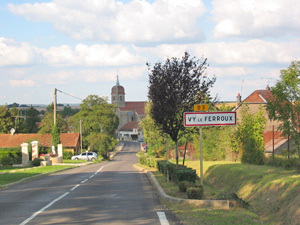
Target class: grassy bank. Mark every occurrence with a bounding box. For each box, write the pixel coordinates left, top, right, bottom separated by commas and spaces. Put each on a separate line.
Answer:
138, 160, 300, 224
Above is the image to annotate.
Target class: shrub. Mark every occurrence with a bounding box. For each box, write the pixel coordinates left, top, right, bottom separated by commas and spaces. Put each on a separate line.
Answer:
32, 158, 43, 166
0, 150, 21, 165
63, 151, 73, 160
187, 186, 204, 199
178, 181, 193, 192
175, 169, 197, 183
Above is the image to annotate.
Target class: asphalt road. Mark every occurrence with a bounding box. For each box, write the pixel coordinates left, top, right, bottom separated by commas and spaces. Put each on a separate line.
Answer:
0, 141, 180, 225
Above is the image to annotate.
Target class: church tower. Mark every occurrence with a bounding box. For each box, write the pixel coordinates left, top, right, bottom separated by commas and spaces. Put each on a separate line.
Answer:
111, 75, 125, 107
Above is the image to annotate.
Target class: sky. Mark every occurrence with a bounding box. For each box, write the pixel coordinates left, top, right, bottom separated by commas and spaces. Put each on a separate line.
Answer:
0, 0, 300, 105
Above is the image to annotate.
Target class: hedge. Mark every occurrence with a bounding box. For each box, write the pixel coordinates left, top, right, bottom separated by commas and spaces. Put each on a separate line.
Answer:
0, 148, 21, 165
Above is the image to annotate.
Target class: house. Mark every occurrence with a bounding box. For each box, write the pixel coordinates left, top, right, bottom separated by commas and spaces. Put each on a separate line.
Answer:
235, 86, 288, 154
118, 121, 140, 140
0, 133, 81, 154
111, 76, 146, 139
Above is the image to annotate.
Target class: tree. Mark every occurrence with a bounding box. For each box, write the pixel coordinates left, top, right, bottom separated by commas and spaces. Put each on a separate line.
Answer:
39, 103, 68, 134
51, 123, 61, 148
147, 52, 216, 165
0, 105, 14, 133
266, 61, 300, 157
25, 106, 41, 133
233, 105, 266, 165
71, 95, 119, 154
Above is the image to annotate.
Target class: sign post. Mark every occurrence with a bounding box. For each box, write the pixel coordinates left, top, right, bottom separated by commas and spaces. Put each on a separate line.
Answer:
184, 110, 237, 185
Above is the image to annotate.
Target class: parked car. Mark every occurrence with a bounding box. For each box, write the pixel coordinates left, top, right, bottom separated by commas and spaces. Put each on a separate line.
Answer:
71, 152, 98, 161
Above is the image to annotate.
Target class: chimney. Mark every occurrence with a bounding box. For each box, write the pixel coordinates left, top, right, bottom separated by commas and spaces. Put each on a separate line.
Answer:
237, 93, 242, 105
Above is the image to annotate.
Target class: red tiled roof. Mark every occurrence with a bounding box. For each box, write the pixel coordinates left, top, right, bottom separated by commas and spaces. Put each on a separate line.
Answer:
0, 133, 80, 148
119, 101, 146, 115
178, 142, 195, 151
119, 121, 139, 131
244, 89, 273, 103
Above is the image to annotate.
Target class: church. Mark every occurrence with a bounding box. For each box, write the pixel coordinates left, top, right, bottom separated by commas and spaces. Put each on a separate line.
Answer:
111, 76, 146, 140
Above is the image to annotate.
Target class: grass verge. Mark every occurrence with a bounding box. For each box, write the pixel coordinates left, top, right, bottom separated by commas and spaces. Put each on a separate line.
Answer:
0, 165, 77, 187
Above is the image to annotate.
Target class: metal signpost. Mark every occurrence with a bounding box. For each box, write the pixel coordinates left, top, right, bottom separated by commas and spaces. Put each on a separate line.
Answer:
184, 109, 237, 185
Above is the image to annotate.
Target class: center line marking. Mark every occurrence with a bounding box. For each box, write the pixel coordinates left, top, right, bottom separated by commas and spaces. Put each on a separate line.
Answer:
81, 179, 88, 184
20, 192, 69, 225
70, 184, 80, 191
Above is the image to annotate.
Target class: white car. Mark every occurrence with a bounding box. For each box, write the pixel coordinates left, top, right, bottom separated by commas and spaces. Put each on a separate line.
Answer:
71, 152, 98, 161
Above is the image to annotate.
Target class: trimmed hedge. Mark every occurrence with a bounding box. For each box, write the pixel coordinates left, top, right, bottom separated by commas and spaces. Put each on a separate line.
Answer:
187, 186, 204, 199
157, 160, 197, 183
0, 148, 21, 165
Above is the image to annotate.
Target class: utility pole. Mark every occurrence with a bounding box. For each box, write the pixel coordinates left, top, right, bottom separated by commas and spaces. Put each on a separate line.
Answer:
54, 88, 57, 125
80, 119, 83, 153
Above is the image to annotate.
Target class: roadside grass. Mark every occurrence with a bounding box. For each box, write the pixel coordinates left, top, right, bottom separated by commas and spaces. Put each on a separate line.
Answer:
0, 165, 77, 187
136, 160, 300, 224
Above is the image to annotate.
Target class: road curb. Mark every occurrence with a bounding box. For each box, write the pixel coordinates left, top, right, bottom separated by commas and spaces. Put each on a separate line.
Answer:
133, 164, 230, 209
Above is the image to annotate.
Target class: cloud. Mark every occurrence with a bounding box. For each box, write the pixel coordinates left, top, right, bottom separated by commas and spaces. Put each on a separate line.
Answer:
211, 0, 300, 39
136, 39, 300, 67
10, 79, 36, 87
8, 0, 206, 44
0, 37, 38, 66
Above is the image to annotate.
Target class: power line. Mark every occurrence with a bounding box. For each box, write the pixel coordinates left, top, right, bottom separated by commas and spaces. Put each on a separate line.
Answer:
56, 89, 83, 101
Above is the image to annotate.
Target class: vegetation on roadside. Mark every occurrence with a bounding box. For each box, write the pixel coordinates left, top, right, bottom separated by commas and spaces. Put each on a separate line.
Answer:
0, 165, 77, 187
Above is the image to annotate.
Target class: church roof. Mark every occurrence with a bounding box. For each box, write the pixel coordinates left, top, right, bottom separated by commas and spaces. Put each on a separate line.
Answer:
119, 101, 146, 115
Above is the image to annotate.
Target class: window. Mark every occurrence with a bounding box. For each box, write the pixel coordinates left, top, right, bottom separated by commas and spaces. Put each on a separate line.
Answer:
120, 96, 122, 101
113, 96, 115, 101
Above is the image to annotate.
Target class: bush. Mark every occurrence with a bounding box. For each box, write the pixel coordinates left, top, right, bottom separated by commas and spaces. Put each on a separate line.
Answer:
175, 169, 197, 183
0, 150, 21, 165
178, 181, 193, 192
32, 158, 43, 166
63, 151, 73, 160
187, 186, 204, 199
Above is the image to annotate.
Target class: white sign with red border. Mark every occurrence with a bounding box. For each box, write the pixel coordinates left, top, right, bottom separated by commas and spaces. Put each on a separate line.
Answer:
184, 111, 237, 127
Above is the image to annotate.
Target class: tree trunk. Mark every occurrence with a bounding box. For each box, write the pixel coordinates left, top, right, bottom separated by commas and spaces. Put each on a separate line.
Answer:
175, 140, 179, 166
183, 141, 187, 166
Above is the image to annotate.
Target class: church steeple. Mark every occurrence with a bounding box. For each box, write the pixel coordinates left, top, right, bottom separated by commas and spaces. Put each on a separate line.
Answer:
111, 75, 125, 107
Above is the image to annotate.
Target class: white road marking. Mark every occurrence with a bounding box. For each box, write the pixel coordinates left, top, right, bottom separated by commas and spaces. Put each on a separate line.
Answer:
19, 192, 69, 225
157, 212, 170, 225
81, 179, 88, 184
20, 162, 119, 225
89, 175, 95, 179
70, 184, 80, 191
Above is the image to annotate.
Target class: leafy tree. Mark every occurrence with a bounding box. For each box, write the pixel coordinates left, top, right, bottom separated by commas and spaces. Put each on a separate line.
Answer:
71, 95, 119, 154
61, 105, 80, 118
266, 61, 300, 157
24, 106, 41, 133
147, 52, 216, 165
51, 123, 61, 148
233, 105, 266, 165
0, 105, 14, 133
39, 103, 68, 134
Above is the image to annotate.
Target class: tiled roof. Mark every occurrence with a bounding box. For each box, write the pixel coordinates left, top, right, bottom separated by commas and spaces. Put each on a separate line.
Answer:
119, 121, 139, 131
178, 142, 195, 151
0, 133, 80, 148
243, 89, 273, 103
119, 101, 146, 115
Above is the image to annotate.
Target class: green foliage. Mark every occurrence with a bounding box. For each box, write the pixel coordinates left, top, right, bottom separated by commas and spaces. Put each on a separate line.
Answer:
233, 105, 266, 165
51, 123, 60, 147
0, 105, 14, 133
39, 103, 68, 134
32, 158, 43, 166
266, 61, 300, 157
186, 187, 204, 199
178, 181, 194, 192
60, 105, 80, 118
0, 149, 21, 165
87, 133, 118, 159
71, 95, 119, 150
63, 151, 73, 160
265, 156, 300, 171
156, 160, 197, 183
24, 106, 41, 133
147, 52, 216, 165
